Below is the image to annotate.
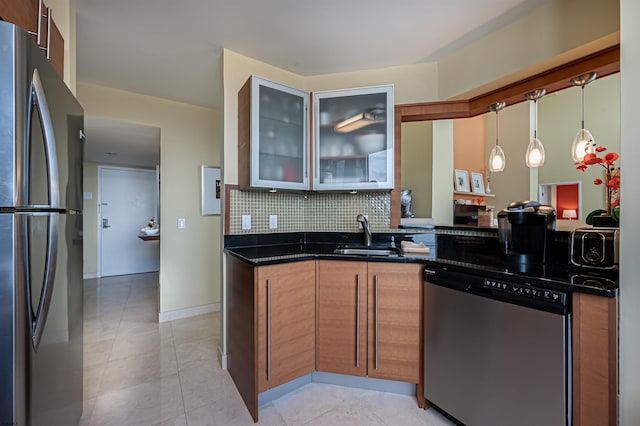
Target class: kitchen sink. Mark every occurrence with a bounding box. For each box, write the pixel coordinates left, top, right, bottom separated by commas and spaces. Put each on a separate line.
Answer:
333, 246, 401, 256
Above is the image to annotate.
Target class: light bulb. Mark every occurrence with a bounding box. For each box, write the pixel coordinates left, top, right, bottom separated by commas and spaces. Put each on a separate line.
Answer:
571, 128, 595, 162
489, 145, 506, 172
526, 137, 545, 167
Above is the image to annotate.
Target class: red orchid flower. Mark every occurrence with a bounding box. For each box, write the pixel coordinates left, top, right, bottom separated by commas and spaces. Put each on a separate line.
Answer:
607, 176, 620, 189
611, 199, 620, 209
583, 153, 604, 165
596, 146, 607, 152
576, 163, 587, 171
594, 178, 603, 185
604, 152, 619, 165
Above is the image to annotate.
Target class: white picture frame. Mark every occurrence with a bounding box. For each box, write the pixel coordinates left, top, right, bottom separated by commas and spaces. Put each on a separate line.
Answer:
201, 165, 221, 216
454, 169, 470, 192
471, 172, 485, 194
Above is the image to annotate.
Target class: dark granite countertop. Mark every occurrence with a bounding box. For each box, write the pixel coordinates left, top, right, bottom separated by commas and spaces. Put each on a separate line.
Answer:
224, 231, 618, 298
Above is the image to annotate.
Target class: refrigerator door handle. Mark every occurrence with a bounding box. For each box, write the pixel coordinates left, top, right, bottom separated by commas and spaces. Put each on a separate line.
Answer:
30, 213, 59, 351
29, 68, 60, 208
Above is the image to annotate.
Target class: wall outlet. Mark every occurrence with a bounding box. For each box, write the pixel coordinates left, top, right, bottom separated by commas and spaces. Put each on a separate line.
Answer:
178, 218, 186, 229
269, 215, 278, 230
242, 215, 251, 230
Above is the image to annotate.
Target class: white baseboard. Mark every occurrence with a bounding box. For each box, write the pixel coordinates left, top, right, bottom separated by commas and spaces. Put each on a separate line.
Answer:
158, 302, 220, 323
83, 272, 98, 279
218, 346, 228, 370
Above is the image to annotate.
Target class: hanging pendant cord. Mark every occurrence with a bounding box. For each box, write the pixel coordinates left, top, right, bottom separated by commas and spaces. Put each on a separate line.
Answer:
495, 110, 499, 147
581, 85, 585, 129
534, 100, 538, 139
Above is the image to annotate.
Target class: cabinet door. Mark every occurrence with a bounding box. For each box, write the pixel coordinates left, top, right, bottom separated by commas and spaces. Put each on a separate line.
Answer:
239, 75, 310, 190
0, 0, 38, 35
367, 262, 422, 383
317, 260, 367, 376
257, 261, 315, 392
312, 85, 394, 190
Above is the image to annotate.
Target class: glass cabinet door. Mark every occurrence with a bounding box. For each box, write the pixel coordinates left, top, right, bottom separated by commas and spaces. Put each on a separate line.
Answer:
251, 76, 309, 190
312, 85, 394, 190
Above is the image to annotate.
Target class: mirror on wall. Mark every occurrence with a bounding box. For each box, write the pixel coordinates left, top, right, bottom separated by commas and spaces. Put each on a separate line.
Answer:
399, 72, 620, 225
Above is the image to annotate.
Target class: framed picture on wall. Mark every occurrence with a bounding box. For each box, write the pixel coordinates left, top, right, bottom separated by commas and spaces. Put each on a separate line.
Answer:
471, 172, 485, 194
454, 169, 470, 192
201, 165, 221, 216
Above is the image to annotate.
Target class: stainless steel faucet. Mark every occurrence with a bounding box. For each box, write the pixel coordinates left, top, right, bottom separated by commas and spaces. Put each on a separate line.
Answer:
357, 214, 372, 246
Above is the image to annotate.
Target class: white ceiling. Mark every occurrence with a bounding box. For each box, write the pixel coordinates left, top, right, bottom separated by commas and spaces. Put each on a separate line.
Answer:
76, 0, 547, 166
84, 117, 160, 167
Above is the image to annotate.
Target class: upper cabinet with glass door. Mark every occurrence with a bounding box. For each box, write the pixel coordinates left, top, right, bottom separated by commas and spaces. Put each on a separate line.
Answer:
238, 75, 310, 190
312, 85, 394, 191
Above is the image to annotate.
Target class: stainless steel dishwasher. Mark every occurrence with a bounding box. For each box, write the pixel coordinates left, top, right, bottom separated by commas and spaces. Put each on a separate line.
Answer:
424, 267, 570, 426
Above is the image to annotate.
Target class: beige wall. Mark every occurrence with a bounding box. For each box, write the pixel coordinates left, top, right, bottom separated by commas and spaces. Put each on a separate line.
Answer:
538, 73, 620, 218
619, 0, 639, 423
485, 102, 530, 211
83, 162, 98, 275
438, 0, 620, 100
77, 83, 221, 314
401, 121, 433, 218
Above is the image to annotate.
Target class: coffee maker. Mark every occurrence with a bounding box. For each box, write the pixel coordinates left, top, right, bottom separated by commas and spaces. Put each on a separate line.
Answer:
498, 201, 556, 264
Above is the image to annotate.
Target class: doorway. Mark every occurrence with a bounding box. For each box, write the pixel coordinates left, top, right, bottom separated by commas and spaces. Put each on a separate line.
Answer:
98, 166, 159, 277
539, 181, 582, 220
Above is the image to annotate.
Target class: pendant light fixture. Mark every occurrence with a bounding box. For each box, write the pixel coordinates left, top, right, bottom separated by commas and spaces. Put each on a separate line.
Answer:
525, 89, 546, 168
570, 72, 597, 162
488, 102, 506, 172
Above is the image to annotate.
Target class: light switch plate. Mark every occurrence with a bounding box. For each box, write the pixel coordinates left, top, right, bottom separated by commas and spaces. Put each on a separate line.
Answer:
242, 215, 251, 230
178, 218, 186, 229
269, 215, 278, 230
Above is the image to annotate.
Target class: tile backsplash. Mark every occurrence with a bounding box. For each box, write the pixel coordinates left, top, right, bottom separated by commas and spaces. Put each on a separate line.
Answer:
229, 189, 391, 234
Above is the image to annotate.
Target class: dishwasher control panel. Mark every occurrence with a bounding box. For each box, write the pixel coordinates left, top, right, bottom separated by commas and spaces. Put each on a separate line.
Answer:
484, 279, 566, 305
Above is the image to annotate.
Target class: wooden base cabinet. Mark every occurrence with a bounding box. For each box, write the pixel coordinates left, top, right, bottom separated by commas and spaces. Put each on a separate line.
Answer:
572, 293, 618, 426
257, 261, 316, 392
317, 260, 367, 376
227, 257, 315, 422
367, 262, 422, 383
317, 261, 422, 384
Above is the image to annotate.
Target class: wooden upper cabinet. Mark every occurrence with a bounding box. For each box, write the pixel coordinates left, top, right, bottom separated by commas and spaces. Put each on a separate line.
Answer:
257, 261, 316, 392
367, 262, 422, 383
0, 0, 64, 78
317, 260, 367, 377
0, 0, 38, 34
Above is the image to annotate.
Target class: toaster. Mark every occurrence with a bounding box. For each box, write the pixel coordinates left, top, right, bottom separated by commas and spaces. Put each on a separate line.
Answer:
570, 227, 619, 269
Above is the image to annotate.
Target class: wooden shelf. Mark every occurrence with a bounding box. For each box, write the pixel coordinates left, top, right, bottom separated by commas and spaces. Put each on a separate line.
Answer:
454, 191, 495, 198
138, 234, 159, 241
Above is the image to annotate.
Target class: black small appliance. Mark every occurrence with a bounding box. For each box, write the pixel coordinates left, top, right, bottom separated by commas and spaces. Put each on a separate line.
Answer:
498, 201, 556, 264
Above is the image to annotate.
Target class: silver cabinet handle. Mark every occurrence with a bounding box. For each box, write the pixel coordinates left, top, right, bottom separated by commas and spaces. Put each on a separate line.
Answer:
45, 6, 51, 59
267, 279, 271, 382
313, 101, 319, 179
304, 103, 309, 179
356, 274, 360, 368
375, 275, 379, 370
31, 213, 59, 351
29, 68, 59, 208
27, 0, 43, 44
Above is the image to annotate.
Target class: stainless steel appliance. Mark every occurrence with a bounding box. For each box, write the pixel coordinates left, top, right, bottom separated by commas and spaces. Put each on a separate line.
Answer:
498, 200, 556, 264
570, 227, 619, 270
424, 267, 570, 426
0, 21, 84, 426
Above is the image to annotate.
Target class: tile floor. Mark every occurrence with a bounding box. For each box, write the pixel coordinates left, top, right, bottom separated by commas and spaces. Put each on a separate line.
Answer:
80, 273, 454, 426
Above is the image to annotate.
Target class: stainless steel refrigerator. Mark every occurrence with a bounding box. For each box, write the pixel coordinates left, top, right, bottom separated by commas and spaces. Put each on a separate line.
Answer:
0, 20, 84, 426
